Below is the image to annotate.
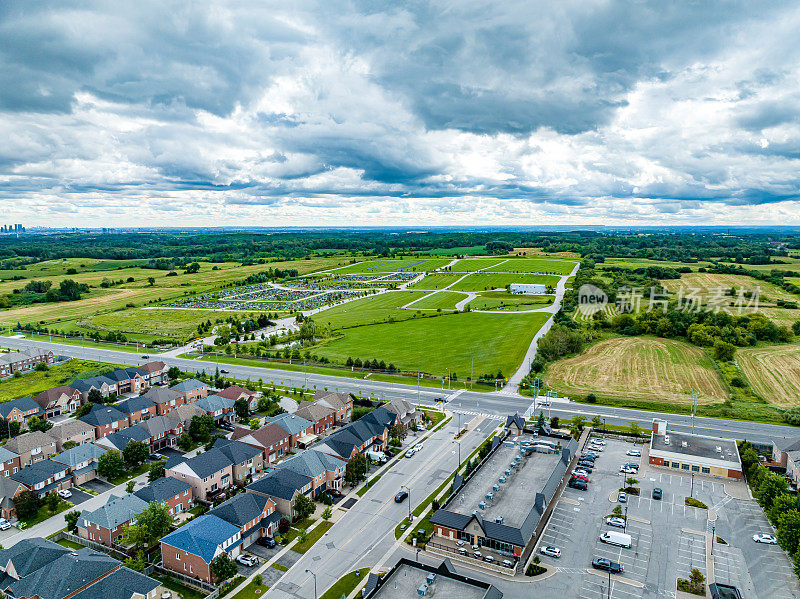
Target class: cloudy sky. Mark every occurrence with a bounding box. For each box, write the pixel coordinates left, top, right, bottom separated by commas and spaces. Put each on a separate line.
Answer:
2, 1, 800, 228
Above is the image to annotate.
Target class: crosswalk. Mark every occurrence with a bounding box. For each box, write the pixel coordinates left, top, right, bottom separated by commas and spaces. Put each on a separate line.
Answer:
452, 409, 503, 421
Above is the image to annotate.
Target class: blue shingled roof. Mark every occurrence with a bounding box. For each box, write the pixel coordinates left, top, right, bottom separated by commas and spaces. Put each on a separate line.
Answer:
170, 379, 207, 393
0, 396, 43, 419
265, 412, 313, 436
160, 514, 241, 563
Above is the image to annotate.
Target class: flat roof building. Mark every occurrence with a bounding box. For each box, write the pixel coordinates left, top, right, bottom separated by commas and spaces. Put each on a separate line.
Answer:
509, 283, 546, 295
648, 419, 742, 479
362, 558, 502, 599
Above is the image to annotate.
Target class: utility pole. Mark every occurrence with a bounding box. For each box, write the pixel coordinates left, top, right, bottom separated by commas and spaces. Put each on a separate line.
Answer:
470, 357, 473, 390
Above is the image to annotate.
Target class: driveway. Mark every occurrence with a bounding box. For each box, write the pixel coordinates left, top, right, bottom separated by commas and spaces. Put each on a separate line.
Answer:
159, 447, 185, 461
82, 478, 114, 494
246, 540, 281, 562
65, 488, 93, 506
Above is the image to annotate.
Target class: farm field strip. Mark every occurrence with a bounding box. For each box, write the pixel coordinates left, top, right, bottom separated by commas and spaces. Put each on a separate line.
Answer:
408, 273, 465, 290
545, 336, 728, 404
598, 258, 714, 270
325, 258, 452, 274
467, 293, 553, 311
661, 272, 800, 304
738, 343, 800, 407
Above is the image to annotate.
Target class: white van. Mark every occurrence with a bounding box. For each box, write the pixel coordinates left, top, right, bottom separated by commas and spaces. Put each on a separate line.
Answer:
599, 531, 632, 548
365, 450, 388, 463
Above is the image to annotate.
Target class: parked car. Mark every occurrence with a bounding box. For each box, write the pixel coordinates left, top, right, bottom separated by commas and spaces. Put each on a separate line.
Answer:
626, 448, 641, 457
623, 462, 640, 470
753, 533, 778, 544
257, 536, 276, 548
405, 447, 417, 458
576, 464, 593, 473
141, 355, 150, 359
592, 558, 624, 574
652, 488, 663, 500
572, 473, 589, 482
540, 546, 561, 558
568, 478, 588, 490
326, 488, 343, 498
620, 466, 638, 475
150, 453, 164, 461
605, 517, 626, 528
0, 518, 11, 531
588, 444, 604, 452
57, 489, 72, 499
618, 491, 628, 503
394, 490, 409, 503
502, 559, 515, 568
384, 449, 395, 458
236, 554, 258, 567
592, 438, 606, 445
574, 469, 591, 477
219, 422, 234, 431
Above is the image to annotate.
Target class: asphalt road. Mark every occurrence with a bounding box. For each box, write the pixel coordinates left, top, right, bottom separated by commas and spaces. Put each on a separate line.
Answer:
1, 336, 795, 445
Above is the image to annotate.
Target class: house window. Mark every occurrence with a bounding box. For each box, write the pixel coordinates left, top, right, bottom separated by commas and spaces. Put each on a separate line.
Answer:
682, 464, 690, 470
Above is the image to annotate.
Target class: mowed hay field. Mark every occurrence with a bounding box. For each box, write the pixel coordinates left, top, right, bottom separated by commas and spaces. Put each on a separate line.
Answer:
545, 337, 728, 405
738, 343, 800, 407
661, 272, 798, 303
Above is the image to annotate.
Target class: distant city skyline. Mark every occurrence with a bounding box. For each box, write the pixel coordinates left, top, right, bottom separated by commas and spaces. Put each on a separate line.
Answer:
1, 2, 799, 227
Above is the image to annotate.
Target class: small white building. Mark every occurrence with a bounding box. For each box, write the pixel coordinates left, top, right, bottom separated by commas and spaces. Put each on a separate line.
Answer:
509, 283, 547, 295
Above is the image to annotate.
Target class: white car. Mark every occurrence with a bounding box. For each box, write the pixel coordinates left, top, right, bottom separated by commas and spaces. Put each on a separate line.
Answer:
57, 489, 72, 499
605, 517, 626, 528
540, 545, 561, 558
592, 438, 606, 445
405, 448, 417, 458
753, 534, 778, 545
620, 466, 638, 475
618, 491, 628, 503
626, 449, 641, 457
236, 554, 258, 566
0, 518, 11, 531
588, 445, 604, 452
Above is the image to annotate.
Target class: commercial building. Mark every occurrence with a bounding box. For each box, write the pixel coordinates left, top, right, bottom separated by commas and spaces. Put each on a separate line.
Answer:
649, 419, 742, 479
362, 558, 502, 599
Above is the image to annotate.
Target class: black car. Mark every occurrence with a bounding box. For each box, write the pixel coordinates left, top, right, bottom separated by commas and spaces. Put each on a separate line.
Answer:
141, 355, 149, 359
257, 536, 276, 548
220, 369, 229, 374
652, 488, 663, 500
576, 464, 593, 473
394, 490, 409, 503
384, 449, 394, 458
568, 478, 588, 490
218, 422, 234, 431
592, 558, 623, 574
578, 460, 595, 468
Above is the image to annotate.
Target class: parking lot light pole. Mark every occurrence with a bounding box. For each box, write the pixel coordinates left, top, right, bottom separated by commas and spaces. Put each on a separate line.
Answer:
691, 472, 695, 498
624, 504, 628, 532
607, 567, 611, 599
711, 525, 715, 555
305, 569, 317, 599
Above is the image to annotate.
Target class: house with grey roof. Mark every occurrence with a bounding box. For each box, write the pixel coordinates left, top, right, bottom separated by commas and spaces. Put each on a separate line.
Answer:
213, 438, 264, 483
0, 477, 25, 520
114, 395, 157, 424
78, 404, 130, 439
70, 562, 161, 599
52, 443, 108, 485
165, 448, 234, 501
103, 367, 147, 395
246, 468, 313, 519
143, 386, 184, 415
47, 418, 96, 451
383, 398, 422, 430
71, 376, 116, 401
4, 430, 57, 467
194, 394, 235, 423
138, 360, 168, 385
0, 396, 44, 425
315, 406, 395, 461
266, 412, 315, 448
94, 425, 151, 452
231, 422, 291, 463
11, 459, 71, 497
773, 437, 800, 487
137, 413, 184, 451
170, 378, 208, 404
78, 493, 149, 546
0, 445, 21, 478
134, 476, 193, 515
277, 449, 345, 497
0, 348, 54, 377
33, 385, 82, 418
312, 390, 353, 423
209, 491, 280, 545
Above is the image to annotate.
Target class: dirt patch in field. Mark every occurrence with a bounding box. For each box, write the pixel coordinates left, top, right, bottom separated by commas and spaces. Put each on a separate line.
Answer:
545, 336, 727, 405
738, 344, 800, 407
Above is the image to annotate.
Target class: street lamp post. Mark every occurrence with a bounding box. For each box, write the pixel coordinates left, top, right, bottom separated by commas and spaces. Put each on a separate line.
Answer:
305, 569, 317, 599
453, 440, 461, 466
691, 472, 695, 498
607, 567, 611, 599
402, 485, 412, 522
624, 504, 628, 532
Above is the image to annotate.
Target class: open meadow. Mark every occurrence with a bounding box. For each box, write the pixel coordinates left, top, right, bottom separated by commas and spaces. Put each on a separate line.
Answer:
478, 257, 577, 273
467, 291, 553, 311
314, 290, 430, 329
404, 291, 468, 310
738, 343, 800, 407
326, 258, 452, 275
544, 336, 728, 405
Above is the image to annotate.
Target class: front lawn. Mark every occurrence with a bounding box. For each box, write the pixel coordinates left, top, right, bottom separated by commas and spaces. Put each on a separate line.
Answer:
19, 498, 71, 528
232, 581, 270, 599
106, 461, 150, 485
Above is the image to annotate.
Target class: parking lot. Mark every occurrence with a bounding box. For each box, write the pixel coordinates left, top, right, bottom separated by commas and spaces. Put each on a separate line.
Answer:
532, 435, 800, 599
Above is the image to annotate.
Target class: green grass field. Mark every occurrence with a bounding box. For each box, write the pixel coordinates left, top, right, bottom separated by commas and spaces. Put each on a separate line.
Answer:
311, 311, 549, 376
425, 246, 486, 256
88, 307, 241, 341
447, 259, 509, 272
448, 272, 560, 292
0, 358, 114, 401
597, 258, 713, 270
467, 292, 553, 311
328, 258, 451, 275
408, 273, 464, 290
314, 290, 429, 329
405, 291, 468, 310
483, 258, 577, 274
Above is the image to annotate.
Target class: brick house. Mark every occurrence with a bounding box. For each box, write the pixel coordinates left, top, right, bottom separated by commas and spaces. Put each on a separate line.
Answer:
78, 493, 149, 546
0, 446, 20, 478
277, 449, 345, 497
139, 360, 168, 385
209, 491, 280, 545
47, 418, 96, 451
52, 443, 108, 485
216, 385, 259, 411
115, 396, 158, 424
231, 422, 291, 463
138, 414, 184, 451
78, 404, 131, 439
0, 348, 54, 376
11, 459, 72, 497
71, 376, 116, 401
772, 437, 800, 487
266, 413, 315, 449
0, 396, 44, 425
194, 395, 236, 424
144, 387, 184, 415
294, 402, 336, 435
212, 438, 265, 484
104, 367, 149, 395
94, 425, 152, 452
4, 431, 57, 467
0, 477, 25, 520
384, 399, 423, 431
165, 449, 234, 501
246, 468, 313, 519
32, 385, 82, 418
314, 406, 396, 461
134, 476, 194, 515
312, 390, 354, 423
160, 515, 242, 583
170, 379, 208, 404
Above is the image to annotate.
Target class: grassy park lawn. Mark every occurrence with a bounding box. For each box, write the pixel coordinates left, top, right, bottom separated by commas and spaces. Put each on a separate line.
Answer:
483, 258, 577, 274
314, 290, 429, 329
738, 343, 800, 407
408, 273, 464, 290
329, 258, 451, 275
312, 311, 549, 376
448, 272, 560, 292
447, 258, 510, 272
545, 336, 727, 405
0, 358, 111, 402
405, 291, 468, 310
467, 292, 553, 311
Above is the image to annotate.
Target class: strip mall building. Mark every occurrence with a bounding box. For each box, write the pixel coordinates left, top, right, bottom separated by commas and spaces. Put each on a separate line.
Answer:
648, 419, 742, 479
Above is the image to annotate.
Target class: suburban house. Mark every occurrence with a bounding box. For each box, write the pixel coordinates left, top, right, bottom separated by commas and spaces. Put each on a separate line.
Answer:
52, 443, 108, 485
11, 459, 72, 497
32, 385, 82, 418
277, 449, 345, 497
0, 477, 25, 520
139, 360, 168, 385
47, 418, 96, 451
194, 394, 236, 424
171, 403, 207, 427
0, 538, 164, 599
78, 404, 131, 439
0, 396, 44, 425
383, 399, 422, 431
78, 493, 149, 546
143, 387, 184, 415
231, 422, 291, 463
103, 367, 149, 395
134, 476, 194, 515
294, 402, 336, 435
115, 396, 158, 424
212, 438, 265, 483
71, 376, 116, 401
216, 385, 259, 411
209, 491, 280, 546
95, 425, 152, 452
266, 412, 315, 449
0, 348, 54, 377
312, 390, 353, 423
138, 414, 184, 451
160, 515, 242, 583
0, 446, 20, 478
772, 437, 800, 487
246, 468, 313, 519
170, 379, 208, 403
4, 431, 57, 467
315, 406, 395, 461
165, 449, 234, 501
